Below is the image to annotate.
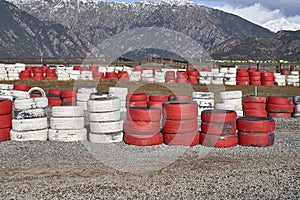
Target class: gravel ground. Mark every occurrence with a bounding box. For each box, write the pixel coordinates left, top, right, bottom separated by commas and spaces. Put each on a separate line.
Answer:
0, 127, 299, 199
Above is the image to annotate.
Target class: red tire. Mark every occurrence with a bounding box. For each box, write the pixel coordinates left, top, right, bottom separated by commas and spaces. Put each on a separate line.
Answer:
127, 107, 161, 122
0, 128, 10, 142
168, 95, 191, 101
200, 133, 238, 148
267, 104, 294, 113
236, 76, 250, 81
147, 101, 163, 109
238, 131, 274, 147
61, 90, 76, 98
261, 76, 274, 81
268, 112, 291, 118
61, 102, 77, 106
48, 97, 62, 106
237, 117, 275, 132
0, 114, 12, 129
124, 133, 163, 146
162, 101, 198, 120
201, 110, 237, 123
63, 97, 77, 103
237, 81, 249, 85
243, 109, 267, 117
30, 93, 42, 98
261, 72, 274, 77
0, 99, 12, 115
177, 71, 187, 78
249, 76, 261, 81
250, 81, 261, 86
163, 132, 199, 146
249, 71, 261, 76
126, 92, 147, 102
261, 81, 274, 86
188, 76, 199, 84
124, 120, 160, 135
162, 119, 198, 134
48, 89, 61, 96
243, 96, 267, 103
126, 101, 148, 107
149, 95, 168, 102
13, 84, 31, 91
243, 103, 266, 110
201, 122, 236, 135
237, 72, 249, 77
267, 96, 291, 105
187, 70, 199, 76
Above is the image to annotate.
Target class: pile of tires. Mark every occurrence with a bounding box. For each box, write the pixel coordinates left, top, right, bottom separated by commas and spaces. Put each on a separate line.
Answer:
249, 71, 261, 86
187, 69, 199, 84
118, 71, 130, 81
199, 71, 213, 85
236, 69, 249, 85
130, 71, 141, 82
141, 70, 154, 83
275, 74, 286, 86
76, 87, 97, 111
47, 89, 62, 106
243, 96, 267, 117
261, 72, 275, 86
165, 71, 176, 83
286, 71, 299, 87
237, 117, 275, 147
45, 68, 57, 80
0, 64, 8, 80
192, 92, 214, 122
224, 68, 237, 86
200, 110, 238, 148
69, 69, 81, 80
154, 71, 165, 83
88, 97, 123, 143
0, 84, 14, 100
80, 71, 93, 81
11, 88, 48, 141
126, 92, 147, 107
148, 95, 169, 109
293, 96, 300, 118
168, 95, 191, 101
124, 107, 162, 146
0, 98, 12, 142
216, 91, 243, 117
267, 96, 294, 118
12, 84, 31, 99
176, 70, 187, 84
162, 101, 199, 146
48, 106, 87, 142
105, 72, 118, 81
212, 72, 224, 85
109, 87, 128, 116
61, 90, 77, 106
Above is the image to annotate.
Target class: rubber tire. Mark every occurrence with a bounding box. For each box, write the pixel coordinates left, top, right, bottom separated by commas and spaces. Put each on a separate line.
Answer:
10, 129, 48, 141
89, 132, 123, 143
267, 104, 294, 113
163, 132, 199, 146
124, 133, 163, 146
147, 101, 163, 108
168, 95, 191, 101
0, 128, 10, 142
200, 133, 238, 148
126, 101, 148, 107
127, 107, 161, 122
0, 98, 12, 115
243, 96, 267, 103
219, 91, 242, 100
237, 117, 275, 132
48, 128, 87, 142
14, 97, 48, 110
52, 106, 83, 117
13, 84, 31, 91
88, 97, 120, 112
14, 108, 47, 119
124, 120, 160, 135
48, 98, 62, 106
267, 96, 291, 105
126, 92, 147, 102
201, 122, 236, 135
268, 112, 292, 118
28, 87, 46, 97
162, 119, 198, 134
89, 110, 120, 122
149, 95, 169, 102
50, 117, 84, 130
61, 90, 76, 98
238, 131, 274, 147
48, 89, 61, 96
243, 109, 267, 117
201, 110, 237, 123
90, 120, 123, 134
162, 101, 198, 120
0, 114, 12, 128
243, 103, 266, 110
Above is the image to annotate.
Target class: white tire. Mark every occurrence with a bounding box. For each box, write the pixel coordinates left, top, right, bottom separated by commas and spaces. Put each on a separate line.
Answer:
222, 98, 242, 106
14, 108, 47, 119
89, 132, 123, 143
109, 87, 128, 96
88, 97, 120, 113
28, 87, 46, 97
213, 73, 225, 78
12, 117, 48, 131
13, 90, 30, 99
0, 84, 13, 90
211, 69, 219, 73
215, 103, 242, 111
293, 96, 300, 105
14, 97, 48, 110
194, 99, 214, 107
90, 92, 110, 99
77, 87, 97, 94
52, 106, 83, 117
89, 110, 120, 122
219, 91, 242, 100
50, 117, 84, 130
225, 81, 237, 86
143, 77, 155, 83
0, 95, 13, 100
77, 101, 88, 111
291, 71, 299, 75
10, 129, 48, 141
77, 93, 91, 102
90, 120, 123, 133
295, 104, 300, 112
224, 73, 236, 78
110, 94, 126, 101
154, 78, 165, 83
48, 128, 87, 142
192, 92, 214, 99
0, 90, 13, 96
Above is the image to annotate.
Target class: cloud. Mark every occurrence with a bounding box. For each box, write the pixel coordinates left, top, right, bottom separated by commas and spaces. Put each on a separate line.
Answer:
214, 3, 300, 32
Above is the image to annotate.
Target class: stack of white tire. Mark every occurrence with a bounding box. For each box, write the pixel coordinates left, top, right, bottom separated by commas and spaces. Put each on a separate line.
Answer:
275, 74, 286, 86
56, 66, 70, 81
130, 71, 142, 81
69, 70, 81, 80
80, 71, 93, 81
109, 87, 128, 118
48, 106, 87, 142
192, 92, 215, 123
199, 72, 213, 85
154, 70, 166, 83
88, 97, 123, 143
212, 72, 225, 85
0, 84, 14, 100
76, 87, 97, 111
216, 91, 243, 117
6, 64, 22, 81
11, 90, 48, 141
141, 70, 154, 83
286, 71, 299, 86
293, 96, 300, 118
224, 68, 237, 85
0, 64, 8, 80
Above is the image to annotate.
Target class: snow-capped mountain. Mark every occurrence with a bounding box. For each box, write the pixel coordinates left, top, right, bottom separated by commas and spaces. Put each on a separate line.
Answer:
263, 18, 300, 33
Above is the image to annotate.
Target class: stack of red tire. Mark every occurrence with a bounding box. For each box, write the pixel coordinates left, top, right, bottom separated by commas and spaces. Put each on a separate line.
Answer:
267, 96, 294, 118
176, 71, 187, 83
61, 90, 77, 106
243, 96, 267, 117
33, 68, 44, 80
168, 95, 191, 101
45, 68, 57, 80
0, 98, 12, 142
249, 71, 261, 86
19, 70, 32, 80
148, 95, 168, 109
123, 107, 163, 146
105, 72, 118, 81
13, 84, 31, 92
92, 72, 105, 80
187, 69, 199, 84
162, 101, 199, 146
200, 110, 238, 148
126, 92, 148, 107
73, 66, 81, 70
165, 71, 176, 83
47, 89, 62, 106
118, 71, 130, 81
236, 69, 249, 85
261, 72, 275, 86
237, 117, 275, 147
89, 66, 99, 72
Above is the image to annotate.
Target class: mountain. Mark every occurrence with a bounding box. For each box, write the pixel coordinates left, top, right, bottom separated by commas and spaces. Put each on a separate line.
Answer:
210, 30, 300, 60
0, 0, 87, 59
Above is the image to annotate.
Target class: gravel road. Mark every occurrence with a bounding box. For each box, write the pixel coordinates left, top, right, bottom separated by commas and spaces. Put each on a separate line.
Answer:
0, 121, 299, 199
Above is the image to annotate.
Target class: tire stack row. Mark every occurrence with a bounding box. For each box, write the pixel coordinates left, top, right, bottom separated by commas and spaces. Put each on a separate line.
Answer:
200, 110, 238, 148
130, 71, 142, 82
212, 72, 224, 85
286, 71, 299, 86
142, 70, 154, 83
224, 68, 237, 86
0, 98, 12, 142
249, 71, 261, 86
187, 70, 199, 84
267, 96, 294, 118
47, 89, 62, 106
165, 71, 176, 83
88, 97, 123, 143
261, 72, 275, 86
199, 71, 213, 85
126, 92, 148, 107
275, 74, 286, 86
293, 96, 300, 118
216, 91, 243, 117
124, 107, 162, 146
243, 96, 267, 117
237, 117, 275, 147
11, 89, 48, 141
236, 69, 249, 85
61, 90, 77, 106
76, 87, 97, 111
154, 71, 165, 83
49, 106, 87, 142
162, 101, 199, 146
